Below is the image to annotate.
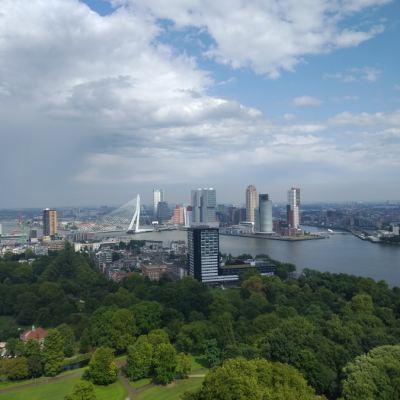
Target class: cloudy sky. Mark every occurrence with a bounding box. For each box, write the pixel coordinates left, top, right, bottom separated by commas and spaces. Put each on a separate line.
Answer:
1, 0, 399, 207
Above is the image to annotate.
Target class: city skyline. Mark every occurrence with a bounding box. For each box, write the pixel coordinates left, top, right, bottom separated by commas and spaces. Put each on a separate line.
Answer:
1, 0, 400, 208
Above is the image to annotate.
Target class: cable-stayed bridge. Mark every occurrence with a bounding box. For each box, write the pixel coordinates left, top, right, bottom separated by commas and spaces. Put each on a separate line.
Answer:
77, 195, 153, 234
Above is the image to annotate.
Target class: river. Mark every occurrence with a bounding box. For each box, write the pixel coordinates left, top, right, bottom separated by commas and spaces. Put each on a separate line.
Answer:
1, 221, 399, 286
130, 228, 400, 287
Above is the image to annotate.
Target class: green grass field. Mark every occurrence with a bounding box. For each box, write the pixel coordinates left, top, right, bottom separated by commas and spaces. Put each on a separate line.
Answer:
135, 377, 204, 400
0, 376, 126, 400
129, 377, 152, 389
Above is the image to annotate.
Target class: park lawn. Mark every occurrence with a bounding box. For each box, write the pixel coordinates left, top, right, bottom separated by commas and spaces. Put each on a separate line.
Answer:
135, 377, 204, 400
0, 375, 126, 400
130, 377, 152, 388
0, 366, 87, 390
190, 355, 209, 376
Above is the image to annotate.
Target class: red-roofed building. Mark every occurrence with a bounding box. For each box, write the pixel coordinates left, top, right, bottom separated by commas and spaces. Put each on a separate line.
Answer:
20, 326, 47, 345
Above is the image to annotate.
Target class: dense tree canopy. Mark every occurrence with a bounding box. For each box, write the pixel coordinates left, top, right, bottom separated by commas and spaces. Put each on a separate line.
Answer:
183, 358, 322, 400
340, 345, 400, 400
2, 247, 400, 400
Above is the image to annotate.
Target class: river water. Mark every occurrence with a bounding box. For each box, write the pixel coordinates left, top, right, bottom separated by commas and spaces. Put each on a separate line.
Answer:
1, 220, 399, 286
131, 228, 400, 287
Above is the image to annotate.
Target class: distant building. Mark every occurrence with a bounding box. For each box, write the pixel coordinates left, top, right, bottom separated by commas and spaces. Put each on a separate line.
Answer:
246, 185, 258, 223
153, 189, 165, 217
191, 188, 217, 225
42, 239, 65, 251
258, 194, 273, 233
185, 206, 192, 227
20, 326, 47, 345
188, 226, 236, 284
172, 205, 186, 225
142, 264, 168, 281
157, 201, 170, 224
287, 187, 300, 229
43, 208, 57, 237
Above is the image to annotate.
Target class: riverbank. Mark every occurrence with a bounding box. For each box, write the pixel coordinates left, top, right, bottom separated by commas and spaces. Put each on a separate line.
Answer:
220, 232, 326, 241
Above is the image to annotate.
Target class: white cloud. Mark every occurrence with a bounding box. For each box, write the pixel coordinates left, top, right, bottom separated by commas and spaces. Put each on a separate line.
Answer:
114, 0, 390, 78
0, 0, 398, 206
293, 96, 322, 107
329, 111, 400, 126
325, 67, 382, 82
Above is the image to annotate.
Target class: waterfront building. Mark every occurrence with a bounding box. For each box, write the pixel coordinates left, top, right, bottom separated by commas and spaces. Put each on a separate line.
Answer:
157, 201, 170, 224
287, 187, 300, 229
42, 208, 57, 237
188, 226, 236, 283
191, 188, 217, 225
246, 185, 258, 223
258, 194, 273, 233
153, 188, 164, 216
172, 205, 186, 225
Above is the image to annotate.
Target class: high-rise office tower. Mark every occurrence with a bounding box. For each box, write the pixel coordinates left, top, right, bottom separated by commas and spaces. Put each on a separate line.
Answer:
188, 226, 219, 283
191, 188, 216, 224
43, 208, 58, 237
258, 194, 273, 233
157, 201, 169, 224
246, 185, 258, 223
287, 187, 300, 229
153, 189, 164, 216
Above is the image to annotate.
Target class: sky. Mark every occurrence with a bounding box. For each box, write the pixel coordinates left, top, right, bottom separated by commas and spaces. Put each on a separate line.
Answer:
0, 0, 399, 207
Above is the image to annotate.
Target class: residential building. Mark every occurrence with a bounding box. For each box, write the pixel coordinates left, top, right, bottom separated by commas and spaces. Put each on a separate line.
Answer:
246, 185, 258, 223
43, 208, 57, 237
142, 264, 168, 281
188, 226, 236, 283
287, 187, 301, 229
172, 205, 186, 225
20, 326, 47, 345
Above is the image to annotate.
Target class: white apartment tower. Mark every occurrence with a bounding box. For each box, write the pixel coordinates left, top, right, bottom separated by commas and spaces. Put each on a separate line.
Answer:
287, 187, 300, 229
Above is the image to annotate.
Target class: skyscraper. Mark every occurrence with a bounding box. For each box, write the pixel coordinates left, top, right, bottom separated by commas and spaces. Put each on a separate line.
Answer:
156, 201, 169, 224
258, 194, 273, 233
287, 187, 300, 229
153, 189, 164, 216
246, 185, 258, 223
191, 188, 217, 224
188, 226, 219, 283
43, 208, 57, 237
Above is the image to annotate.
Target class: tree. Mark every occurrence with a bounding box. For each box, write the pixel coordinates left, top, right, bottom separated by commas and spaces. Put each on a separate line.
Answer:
2, 357, 29, 380
203, 339, 221, 368
65, 380, 97, 400
23, 339, 43, 377
132, 301, 163, 334
153, 342, 177, 384
183, 358, 322, 400
125, 335, 153, 381
43, 328, 65, 376
340, 345, 400, 400
6, 338, 25, 357
84, 347, 118, 385
176, 353, 191, 379
57, 323, 75, 357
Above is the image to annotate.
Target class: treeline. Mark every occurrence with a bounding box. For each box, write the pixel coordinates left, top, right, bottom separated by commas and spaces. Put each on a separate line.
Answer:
1, 247, 400, 399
